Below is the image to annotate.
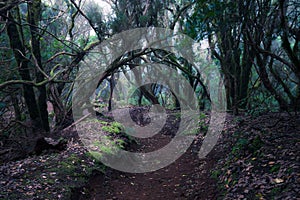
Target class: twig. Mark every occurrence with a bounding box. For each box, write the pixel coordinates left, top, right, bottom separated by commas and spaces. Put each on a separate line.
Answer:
62, 113, 91, 132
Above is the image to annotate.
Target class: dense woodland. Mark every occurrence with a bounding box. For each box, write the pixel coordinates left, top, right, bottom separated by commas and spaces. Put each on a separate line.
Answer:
0, 0, 299, 199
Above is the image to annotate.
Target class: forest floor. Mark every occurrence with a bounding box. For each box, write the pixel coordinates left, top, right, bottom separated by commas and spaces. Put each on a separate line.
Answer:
0, 107, 299, 200
79, 108, 224, 200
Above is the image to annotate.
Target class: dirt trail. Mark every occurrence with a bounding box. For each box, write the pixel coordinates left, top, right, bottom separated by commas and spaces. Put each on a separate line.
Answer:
83, 110, 222, 200
88, 140, 218, 199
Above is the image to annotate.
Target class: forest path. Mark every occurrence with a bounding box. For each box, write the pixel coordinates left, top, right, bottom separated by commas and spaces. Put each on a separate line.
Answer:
85, 109, 222, 200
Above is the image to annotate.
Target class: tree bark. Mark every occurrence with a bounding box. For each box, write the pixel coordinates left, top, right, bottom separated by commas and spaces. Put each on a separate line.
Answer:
28, 0, 49, 132
6, 11, 42, 130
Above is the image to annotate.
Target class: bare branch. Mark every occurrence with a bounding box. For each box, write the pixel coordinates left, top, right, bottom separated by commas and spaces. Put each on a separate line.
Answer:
0, 67, 70, 90
70, 0, 100, 40
32, 53, 50, 79
170, 2, 195, 30
0, 0, 27, 13
46, 52, 77, 63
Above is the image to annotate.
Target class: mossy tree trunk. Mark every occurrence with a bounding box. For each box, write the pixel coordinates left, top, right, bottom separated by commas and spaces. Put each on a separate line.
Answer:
6, 11, 41, 130
27, 0, 49, 132
6, 3, 50, 132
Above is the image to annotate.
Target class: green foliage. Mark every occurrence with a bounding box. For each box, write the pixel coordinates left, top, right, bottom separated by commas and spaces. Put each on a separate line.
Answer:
111, 121, 124, 130
270, 164, 281, 173
89, 135, 124, 161
198, 113, 208, 132
84, 1, 107, 38
99, 121, 108, 125
181, 128, 199, 136
231, 138, 249, 156
211, 169, 221, 179
199, 112, 206, 120
230, 131, 265, 158
246, 77, 280, 115
54, 154, 83, 175
115, 139, 126, 149
58, 160, 77, 174
249, 136, 264, 155
99, 144, 115, 155
88, 151, 102, 160
101, 121, 123, 134
173, 112, 181, 119
81, 120, 131, 162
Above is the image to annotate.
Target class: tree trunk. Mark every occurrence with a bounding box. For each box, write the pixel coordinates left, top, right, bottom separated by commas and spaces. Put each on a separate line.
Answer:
108, 74, 115, 111
255, 54, 289, 111
6, 11, 42, 131
28, 0, 49, 132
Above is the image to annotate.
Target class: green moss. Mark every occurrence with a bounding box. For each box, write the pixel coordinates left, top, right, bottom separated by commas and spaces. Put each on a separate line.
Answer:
231, 138, 248, 155
88, 151, 102, 160
211, 169, 221, 179
270, 164, 281, 173
58, 161, 77, 174
115, 139, 126, 148
249, 135, 264, 154
100, 145, 116, 155
111, 121, 124, 130
102, 122, 124, 134
99, 121, 108, 125
199, 112, 206, 120
181, 128, 199, 136
173, 112, 181, 119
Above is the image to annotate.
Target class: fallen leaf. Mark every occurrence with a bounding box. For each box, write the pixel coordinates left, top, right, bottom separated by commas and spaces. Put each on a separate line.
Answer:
273, 178, 284, 183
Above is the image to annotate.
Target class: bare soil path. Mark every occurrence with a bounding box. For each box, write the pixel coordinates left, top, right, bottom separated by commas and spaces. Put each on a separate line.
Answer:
82, 109, 224, 200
